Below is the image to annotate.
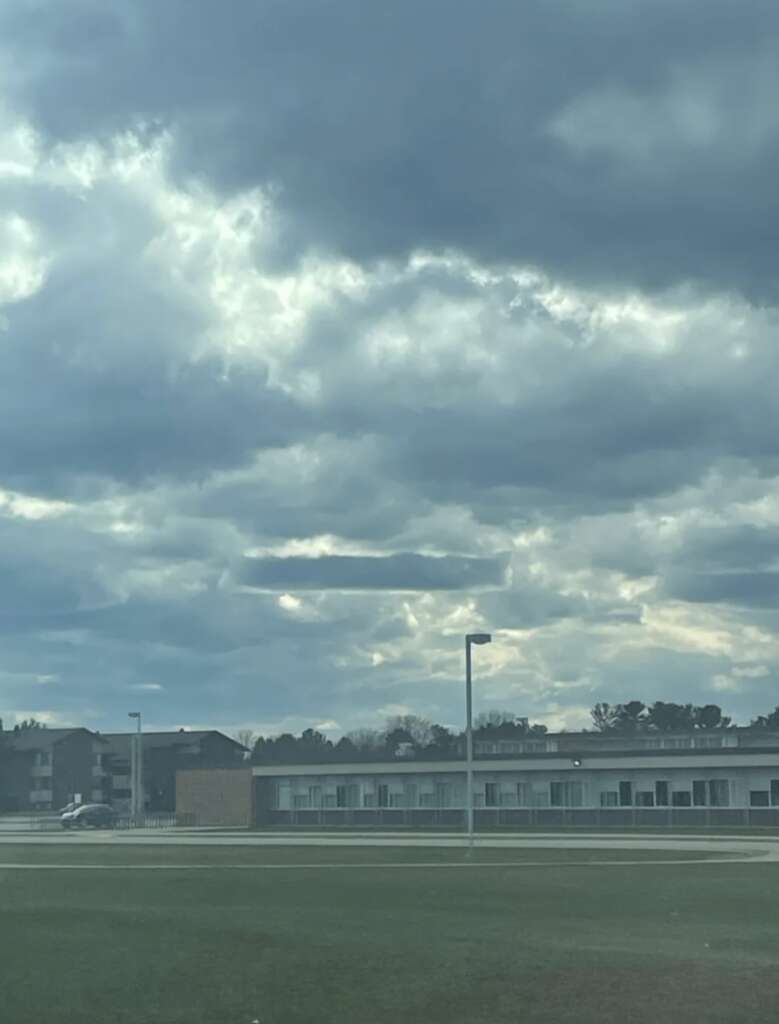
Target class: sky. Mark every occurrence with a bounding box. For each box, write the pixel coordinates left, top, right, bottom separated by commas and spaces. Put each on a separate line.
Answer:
2, 1, 779, 739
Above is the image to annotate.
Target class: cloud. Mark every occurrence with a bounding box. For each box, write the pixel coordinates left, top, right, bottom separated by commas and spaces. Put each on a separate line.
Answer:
4, 2, 779, 299
667, 572, 779, 609
0, 171, 308, 496
240, 553, 507, 591
3, 5, 779, 738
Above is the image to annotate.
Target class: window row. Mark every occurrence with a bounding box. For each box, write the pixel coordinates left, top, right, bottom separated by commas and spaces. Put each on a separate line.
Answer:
273, 777, 779, 810
600, 779, 731, 808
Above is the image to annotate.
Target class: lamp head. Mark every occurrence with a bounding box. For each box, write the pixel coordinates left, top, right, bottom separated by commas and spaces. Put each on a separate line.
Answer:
466, 633, 492, 645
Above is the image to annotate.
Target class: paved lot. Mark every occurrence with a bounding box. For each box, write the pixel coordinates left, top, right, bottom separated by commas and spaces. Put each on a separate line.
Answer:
1, 822, 778, 863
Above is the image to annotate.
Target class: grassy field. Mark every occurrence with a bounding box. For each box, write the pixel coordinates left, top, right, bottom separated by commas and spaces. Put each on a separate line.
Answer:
0, 842, 731, 866
2, 844, 778, 1023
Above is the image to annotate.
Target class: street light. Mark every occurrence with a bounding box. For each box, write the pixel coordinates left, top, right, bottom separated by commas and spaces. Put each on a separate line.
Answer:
465, 632, 491, 853
128, 711, 142, 825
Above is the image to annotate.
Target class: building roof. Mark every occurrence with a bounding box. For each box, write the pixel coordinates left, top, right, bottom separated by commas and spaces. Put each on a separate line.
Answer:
7, 727, 105, 752
99, 730, 247, 758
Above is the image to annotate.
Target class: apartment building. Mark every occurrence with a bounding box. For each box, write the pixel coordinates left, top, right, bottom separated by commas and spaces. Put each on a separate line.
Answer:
101, 729, 248, 812
0, 728, 107, 811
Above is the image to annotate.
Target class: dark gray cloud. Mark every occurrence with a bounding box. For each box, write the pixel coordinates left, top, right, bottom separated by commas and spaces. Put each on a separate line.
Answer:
3, 2, 779, 735
240, 553, 507, 591
286, 273, 779, 519
673, 525, 779, 572
4, 1, 779, 298
195, 437, 423, 544
666, 571, 779, 608
0, 202, 307, 497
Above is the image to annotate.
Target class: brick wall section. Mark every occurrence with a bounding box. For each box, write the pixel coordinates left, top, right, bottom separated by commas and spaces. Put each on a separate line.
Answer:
176, 768, 253, 826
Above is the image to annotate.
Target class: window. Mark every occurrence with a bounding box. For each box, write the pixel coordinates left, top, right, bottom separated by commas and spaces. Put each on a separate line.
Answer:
336, 785, 358, 809
672, 791, 691, 807
619, 781, 632, 807
521, 741, 548, 754
771, 780, 779, 807
692, 780, 707, 807
497, 741, 522, 755
35, 751, 51, 767
655, 781, 669, 807
404, 783, 418, 809
750, 790, 770, 808
308, 786, 321, 808
600, 791, 618, 808
93, 752, 103, 766
293, 794, 309, 809
635, 791, 655, 807
693, 735, 723, 749
435, 783, 451, 808
708, 780, 729, 807
551, 781, 583, 807
377, 784, 389, 808
531, 786, 549, 808
390, 792, 405, 808
485, 782, 499, 807
517, 782, 532, 807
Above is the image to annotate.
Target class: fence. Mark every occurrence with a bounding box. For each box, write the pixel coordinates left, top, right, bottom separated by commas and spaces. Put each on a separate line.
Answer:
259, 806, 779, 829
31, 811, 198, 830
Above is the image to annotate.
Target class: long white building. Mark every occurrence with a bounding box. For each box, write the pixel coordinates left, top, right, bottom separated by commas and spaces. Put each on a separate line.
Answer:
252, 728, 779, 828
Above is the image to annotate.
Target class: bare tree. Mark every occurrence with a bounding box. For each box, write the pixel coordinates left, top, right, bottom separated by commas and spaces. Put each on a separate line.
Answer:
474, 710, 520, 730
235, 729, 256, 751
14, 718, 47, 732
346, 728, 384, 751
384, 715, 433, 747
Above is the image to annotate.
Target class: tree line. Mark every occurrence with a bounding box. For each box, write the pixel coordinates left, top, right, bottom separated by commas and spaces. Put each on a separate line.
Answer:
243, 702, 779, 764
247, 711, 546, 765
591, 701, 779, 733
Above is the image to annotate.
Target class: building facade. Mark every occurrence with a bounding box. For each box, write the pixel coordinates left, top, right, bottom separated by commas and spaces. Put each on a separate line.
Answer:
252, 729, 779, 828
0, 725, 246, 812
102, 730, 248, 812
176, 767, 254, 827
0, 728, 108, 811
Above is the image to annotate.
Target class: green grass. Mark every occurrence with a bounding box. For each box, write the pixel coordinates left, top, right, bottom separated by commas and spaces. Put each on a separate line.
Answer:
1, 845, 778, 1023
0, 843, 729, 866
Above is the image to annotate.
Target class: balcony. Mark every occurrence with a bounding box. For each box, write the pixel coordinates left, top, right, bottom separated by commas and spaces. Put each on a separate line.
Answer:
31, 765, 53, 778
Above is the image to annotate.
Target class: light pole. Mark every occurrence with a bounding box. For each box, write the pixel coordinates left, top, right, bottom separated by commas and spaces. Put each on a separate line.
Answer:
128, 711, 142, 824
465, 632, 491, 853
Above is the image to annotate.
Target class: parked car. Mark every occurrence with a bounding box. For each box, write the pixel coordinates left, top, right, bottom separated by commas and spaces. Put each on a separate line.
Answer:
60, 803, 116, 829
